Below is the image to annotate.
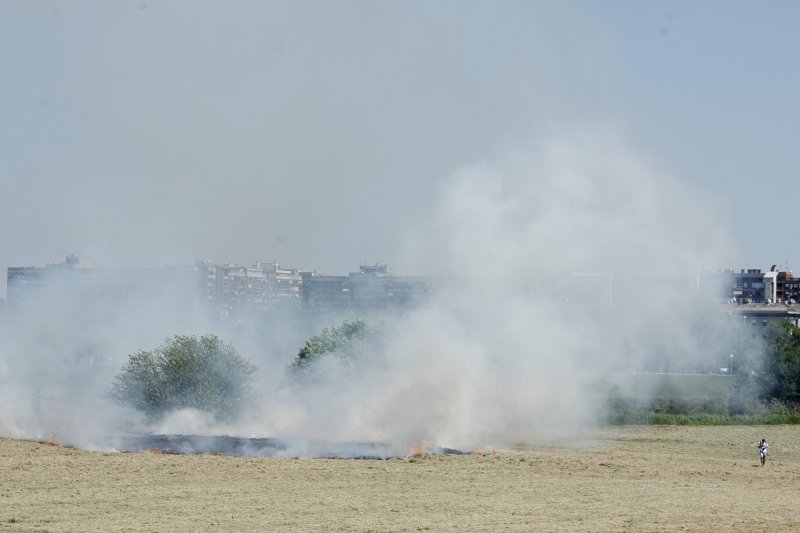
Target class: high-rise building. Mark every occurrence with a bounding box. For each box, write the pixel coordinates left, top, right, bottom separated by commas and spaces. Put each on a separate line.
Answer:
301, 264, 442, 314
7, 255, 198, 315
195, 260, 302, 323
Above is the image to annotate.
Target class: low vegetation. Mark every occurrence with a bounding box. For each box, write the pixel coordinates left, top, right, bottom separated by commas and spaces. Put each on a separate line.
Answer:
609, 407, 800, 426
606, 319, 800, 425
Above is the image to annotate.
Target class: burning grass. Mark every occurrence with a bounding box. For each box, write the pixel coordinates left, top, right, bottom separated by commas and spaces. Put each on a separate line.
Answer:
42, 433, 62, 447
407, 440, 428, 458
21, 433, 67, 448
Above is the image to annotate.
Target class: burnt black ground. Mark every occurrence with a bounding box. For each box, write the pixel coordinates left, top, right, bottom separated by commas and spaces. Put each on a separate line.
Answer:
110, 434, 467, 458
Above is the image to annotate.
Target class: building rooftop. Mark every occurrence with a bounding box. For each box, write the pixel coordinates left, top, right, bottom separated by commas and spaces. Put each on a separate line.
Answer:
722, 302, 800, 317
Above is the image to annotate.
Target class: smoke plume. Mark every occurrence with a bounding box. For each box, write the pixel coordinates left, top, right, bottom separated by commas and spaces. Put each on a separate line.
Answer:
239, 129, 737, 452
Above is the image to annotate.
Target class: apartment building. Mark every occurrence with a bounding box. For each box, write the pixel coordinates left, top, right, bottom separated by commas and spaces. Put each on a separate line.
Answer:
302, 264, 442, 314
699, 266, 798, 305
195, 260, 302, 323
7, 255, 198, 315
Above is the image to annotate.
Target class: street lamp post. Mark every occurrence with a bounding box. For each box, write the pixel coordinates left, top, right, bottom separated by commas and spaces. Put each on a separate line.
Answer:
730, 354, 734, 377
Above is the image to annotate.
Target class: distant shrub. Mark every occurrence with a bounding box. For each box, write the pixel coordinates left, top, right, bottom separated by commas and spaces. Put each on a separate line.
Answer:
288, 319, 372, 376
760, 320, 800, 404
608, 410, 800, 426
109, 335, 257, 421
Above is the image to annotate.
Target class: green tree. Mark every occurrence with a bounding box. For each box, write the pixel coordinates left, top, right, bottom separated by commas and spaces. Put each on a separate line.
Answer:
289, 319, 371, 374
759, 320, 800, 404
109, 335, 257, 421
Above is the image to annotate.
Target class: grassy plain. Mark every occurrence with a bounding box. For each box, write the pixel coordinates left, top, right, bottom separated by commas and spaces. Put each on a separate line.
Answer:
2, 425, 800, 532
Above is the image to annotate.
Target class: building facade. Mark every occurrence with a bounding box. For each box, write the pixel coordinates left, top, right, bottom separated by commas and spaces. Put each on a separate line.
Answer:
700, 266, 799, 305
301, 264, 442, 314
7, 257, 441, 324
7, 255, 199, 315
196, 260, 302, 323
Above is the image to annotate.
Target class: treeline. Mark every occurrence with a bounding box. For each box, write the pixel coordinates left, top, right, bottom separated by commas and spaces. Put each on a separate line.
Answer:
609, 319, 800, 424
760, 319, 800, 405
108, 318, 800, 426
108, 319, 373, 422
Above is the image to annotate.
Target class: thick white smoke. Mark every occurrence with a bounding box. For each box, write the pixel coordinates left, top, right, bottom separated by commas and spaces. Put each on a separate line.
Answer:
0, 129, 738, 454
244, 129, 736, 452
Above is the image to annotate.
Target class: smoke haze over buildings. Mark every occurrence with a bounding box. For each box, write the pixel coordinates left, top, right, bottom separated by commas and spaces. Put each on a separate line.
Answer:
1, 1, 797, 452
0, 129, 744, 452
4, 1, 799, 292
251, 131, 740, 450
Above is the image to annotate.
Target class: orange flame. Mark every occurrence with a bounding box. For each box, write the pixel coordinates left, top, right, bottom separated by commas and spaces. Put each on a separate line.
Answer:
474, 447, 497, 457
407, 440, 428, 458
148, 449, 162, 455
39, 433, 63, 447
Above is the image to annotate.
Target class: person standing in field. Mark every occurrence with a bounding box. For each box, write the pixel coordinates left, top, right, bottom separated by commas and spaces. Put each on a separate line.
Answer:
757, 438, 768, 466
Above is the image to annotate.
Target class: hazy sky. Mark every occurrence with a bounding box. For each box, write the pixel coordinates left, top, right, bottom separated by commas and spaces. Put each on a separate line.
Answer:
2, 1, 799, 297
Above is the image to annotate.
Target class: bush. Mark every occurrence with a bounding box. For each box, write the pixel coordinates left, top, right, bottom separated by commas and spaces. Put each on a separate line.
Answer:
109, 335, 257, 421
760, 320, 800, 404
288, 319, 371, 376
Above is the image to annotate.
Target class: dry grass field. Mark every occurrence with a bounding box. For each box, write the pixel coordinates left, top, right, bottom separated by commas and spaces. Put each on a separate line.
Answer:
2, 425, 800, 532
